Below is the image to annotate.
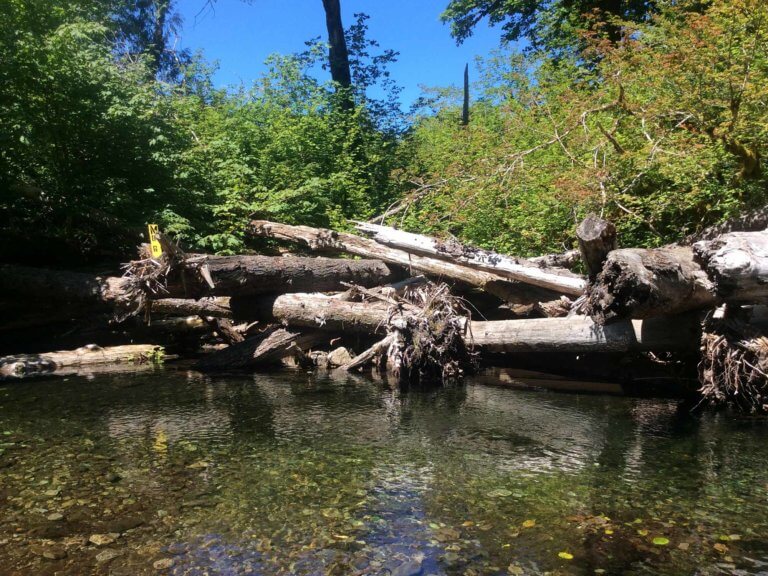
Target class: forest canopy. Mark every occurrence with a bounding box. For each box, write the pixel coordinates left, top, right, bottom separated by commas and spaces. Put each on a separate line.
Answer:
0, 0, 765, 264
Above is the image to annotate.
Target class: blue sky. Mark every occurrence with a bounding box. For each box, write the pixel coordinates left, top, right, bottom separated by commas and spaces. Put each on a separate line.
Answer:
175, 0, 513, 105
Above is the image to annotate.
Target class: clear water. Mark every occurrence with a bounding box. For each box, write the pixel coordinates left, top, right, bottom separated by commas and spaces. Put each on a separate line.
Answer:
2, 368, 768, 575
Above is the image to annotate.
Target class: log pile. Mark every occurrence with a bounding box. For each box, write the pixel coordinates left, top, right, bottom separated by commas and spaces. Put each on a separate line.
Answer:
2, 214, 767, 411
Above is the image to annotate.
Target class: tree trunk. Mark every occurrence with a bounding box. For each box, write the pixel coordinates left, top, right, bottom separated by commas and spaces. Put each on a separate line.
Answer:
693, 232, 768, 302
321, 0, 352, 89
172, 254, 398, 298
249, 220, 577, 302
353, 221, 586, 295
148, 297, 232, 318
1, 344, 163, 379
588, 232, 768, 322
237, 292, 700, 353
462, 63, 470, 126
0, 257, 397, 313
576, 214, 617, 278
586, 247, 717, 322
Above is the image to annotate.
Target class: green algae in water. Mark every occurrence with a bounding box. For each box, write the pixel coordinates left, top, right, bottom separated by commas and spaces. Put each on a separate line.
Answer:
1, 370, 768, 574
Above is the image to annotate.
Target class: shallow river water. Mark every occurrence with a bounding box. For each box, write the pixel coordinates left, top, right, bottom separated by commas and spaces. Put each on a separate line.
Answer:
2, 368, 768, 575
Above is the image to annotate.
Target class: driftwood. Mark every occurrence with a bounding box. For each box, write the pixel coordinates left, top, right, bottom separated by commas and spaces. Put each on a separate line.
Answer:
353, 221, 585, 295
576, 214, 617, 278
250, 220, 567, 304
195, 327, 327, 371
681, 204, 768, 245
0, 344, 163, 379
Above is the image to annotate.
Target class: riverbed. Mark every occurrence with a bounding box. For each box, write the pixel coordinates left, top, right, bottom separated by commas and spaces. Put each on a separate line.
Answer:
1, 368, 767, 575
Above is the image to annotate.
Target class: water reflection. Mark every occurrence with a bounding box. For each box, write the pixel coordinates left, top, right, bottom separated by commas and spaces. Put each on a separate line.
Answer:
1, 368, 768, 574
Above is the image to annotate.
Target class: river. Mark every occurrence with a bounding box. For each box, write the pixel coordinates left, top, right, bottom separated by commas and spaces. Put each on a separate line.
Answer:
1, 368, 767, 575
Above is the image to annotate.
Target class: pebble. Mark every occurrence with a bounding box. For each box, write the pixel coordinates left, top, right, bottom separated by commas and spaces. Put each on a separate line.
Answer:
89, 533, 118, 546
153, 558, 174, 570
30, 544, 67, 560
46, 512, 64, 522
96, 549, 122, 564
44, 489, 60, 497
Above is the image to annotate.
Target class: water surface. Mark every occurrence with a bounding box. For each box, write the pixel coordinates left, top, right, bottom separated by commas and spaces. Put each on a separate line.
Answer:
1, 368, 768, 575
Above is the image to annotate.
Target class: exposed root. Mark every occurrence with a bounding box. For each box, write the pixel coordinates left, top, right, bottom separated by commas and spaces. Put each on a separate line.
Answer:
118, 234, 184, 321
383, 282, 478, 384
699, 310, 768, 412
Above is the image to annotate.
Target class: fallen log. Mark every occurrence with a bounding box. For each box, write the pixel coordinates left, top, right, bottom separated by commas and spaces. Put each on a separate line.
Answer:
249, 220, 564, 303
588, 232, 768, 322
241, 292, 699, 353
195, 327, 327, 371
174, 254, 398, 298
149, 297, 232, 318
0, 257, 396, 320
530, 249, 581, 270
353, 221, 585, 295
693, 232, 768, 303
0, 344, 164, 379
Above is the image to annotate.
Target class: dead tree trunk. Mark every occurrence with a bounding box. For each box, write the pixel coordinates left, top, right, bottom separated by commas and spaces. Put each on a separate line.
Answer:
353, 221, 585, 295
588, 232, 768, 322
0, 344, 163, 379
587, 247, 717, 322
576, 214, 617, 278
693, 232, 768, 303
249, 220, 572, 303
235, 292, 699, 353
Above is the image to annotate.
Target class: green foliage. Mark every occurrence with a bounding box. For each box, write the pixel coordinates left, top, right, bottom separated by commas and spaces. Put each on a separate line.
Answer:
0, 1, 402, 261
399, 0, 768, 255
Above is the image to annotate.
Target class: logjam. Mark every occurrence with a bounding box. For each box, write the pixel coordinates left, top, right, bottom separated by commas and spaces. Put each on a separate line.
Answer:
0, 344, 163, 379
249, 220, 563, 304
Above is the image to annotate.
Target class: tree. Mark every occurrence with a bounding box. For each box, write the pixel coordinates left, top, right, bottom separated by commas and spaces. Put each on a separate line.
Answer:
114, 0, 188, 80
441, 0, 661, 53
321, 0, 352, 89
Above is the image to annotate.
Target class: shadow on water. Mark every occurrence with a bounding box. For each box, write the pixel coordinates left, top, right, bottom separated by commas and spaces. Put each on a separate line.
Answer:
1, 368, 768, 574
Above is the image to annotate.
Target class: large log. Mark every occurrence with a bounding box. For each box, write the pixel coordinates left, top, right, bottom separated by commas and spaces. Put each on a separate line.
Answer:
174, 255, 398, 298
0, 344, 164, 379
693, 232, 768, 303
243, 292, 699, 353
587, 247, 717, 322
149, 297, 232, 318
588, 232, 768, 322
353, 221, 585, 295
249, 220, 564, 303
0, 257, 397, 316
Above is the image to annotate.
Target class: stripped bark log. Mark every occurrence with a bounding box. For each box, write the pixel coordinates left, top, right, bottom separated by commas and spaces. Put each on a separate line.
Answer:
249, 220, 565, 303
240, 292, 699, 353
693, 232, 768, 303
353, 221, 585, 295
339, 335, 395, 371
0, 344, 163, 379
195, 327, 327, 371
576, 214, 617, 277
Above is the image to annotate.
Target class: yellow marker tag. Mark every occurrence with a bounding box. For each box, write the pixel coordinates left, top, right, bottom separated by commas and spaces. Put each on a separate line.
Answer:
148, 224, 163, 258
